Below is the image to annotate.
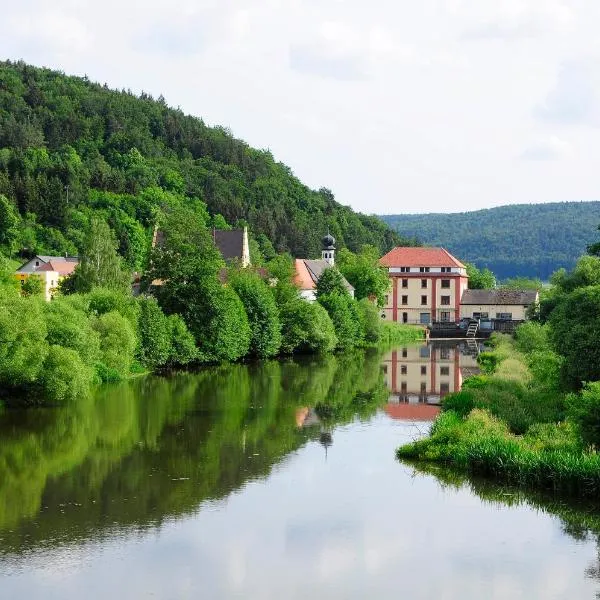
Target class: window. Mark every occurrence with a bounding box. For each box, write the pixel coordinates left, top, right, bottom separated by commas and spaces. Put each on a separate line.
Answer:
402, 312, 408, 323
420, 365, 427, 375
401, 382, 407, 392
441, 296, 450, 306
419, 346, 430, 358
35, 261, 39, 267
473, 312, 488, 319
419, 312, 430, 325
382, 365, 388, 374
20, 279, 24, 286
420, 382, 427, 392
402, 348, 408, 358
440, 366, 450, 376
421, 279, 427, 288
440, 311, 451, 322
441, 279, 450, 288
441, 267, 452, 273
496, 312, 513, 320
401, 365, 407, 375
384, 294, 389, 305
419, 267, 430, 273
440, 383, 450, 394
402, 295, 408, 305
421, 295, 427, 305
440, 347, 450, 360
402, 279, 408, 288
400, 267, 410, 273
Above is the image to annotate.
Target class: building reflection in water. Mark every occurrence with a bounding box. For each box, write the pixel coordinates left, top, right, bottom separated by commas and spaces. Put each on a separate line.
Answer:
382, 341, 482, 420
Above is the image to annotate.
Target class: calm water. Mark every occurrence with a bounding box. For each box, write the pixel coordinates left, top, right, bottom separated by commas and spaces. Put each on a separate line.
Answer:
1, 343, 600, 599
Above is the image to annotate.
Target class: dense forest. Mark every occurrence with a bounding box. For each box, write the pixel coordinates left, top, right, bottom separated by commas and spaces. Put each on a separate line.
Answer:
0, 60, 403, 268
381, 202, 600, 280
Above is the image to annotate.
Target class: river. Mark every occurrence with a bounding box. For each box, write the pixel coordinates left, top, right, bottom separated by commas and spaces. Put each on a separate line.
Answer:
1, 342, 599, 599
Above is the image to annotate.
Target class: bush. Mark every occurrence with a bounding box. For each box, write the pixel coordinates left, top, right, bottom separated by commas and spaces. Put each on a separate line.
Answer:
279, 299, 337, 354
567, 382, 600, 448
230, 271, 282, 358
39, 345, 93, 404
318, 293, 362, 350
167, 314, 197, 366
515, 322, 550, 354
93, 311, 137, 378
357, 298, 381, 344
137, 296, 172, 368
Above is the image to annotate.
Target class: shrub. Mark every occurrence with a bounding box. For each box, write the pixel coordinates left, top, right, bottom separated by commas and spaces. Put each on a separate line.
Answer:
39, 345, 93, 404
167, 315, 197, 366
515, 322, 551, 354
279, 299, 337, 354
318, 293, 362, 350
357, 298, 381, 344
230, 271, 282, 358
137, 296, 172, 368
567, 382, 600, 448
93, 311, 137, 378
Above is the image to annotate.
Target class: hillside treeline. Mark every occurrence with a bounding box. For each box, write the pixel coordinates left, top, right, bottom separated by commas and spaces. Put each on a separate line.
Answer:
381, 202, 600, 280
0, 59, 402, 267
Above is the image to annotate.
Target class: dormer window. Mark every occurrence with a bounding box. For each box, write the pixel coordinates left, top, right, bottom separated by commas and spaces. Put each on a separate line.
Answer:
35, 261, 39, 267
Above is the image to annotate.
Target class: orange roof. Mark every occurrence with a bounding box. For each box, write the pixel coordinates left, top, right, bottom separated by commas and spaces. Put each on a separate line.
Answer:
384, 404, 440, 421
379, 247, 465, 269
293, 259, 316, 290
46, 260, 79, 275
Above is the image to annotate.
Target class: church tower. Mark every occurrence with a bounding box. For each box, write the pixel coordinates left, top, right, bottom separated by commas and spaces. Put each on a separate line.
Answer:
322, 232, 336, 266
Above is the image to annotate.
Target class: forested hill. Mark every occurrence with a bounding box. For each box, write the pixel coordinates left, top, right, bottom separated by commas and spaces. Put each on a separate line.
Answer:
381, 202, 600, 280
0, 60, 402, 268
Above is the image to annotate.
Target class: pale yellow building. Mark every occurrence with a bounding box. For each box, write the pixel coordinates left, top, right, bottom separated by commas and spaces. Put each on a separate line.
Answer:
15, 255, 79, 301
460, 289, 539, 322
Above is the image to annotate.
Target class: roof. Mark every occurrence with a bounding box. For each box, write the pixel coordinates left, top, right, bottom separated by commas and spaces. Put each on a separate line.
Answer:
213, 229, 245, 261
384, 404, 440, 421
379, 247, 466, 269
461, 289, 539, 305
293, 259, 354, 292
16, 256, 79, 275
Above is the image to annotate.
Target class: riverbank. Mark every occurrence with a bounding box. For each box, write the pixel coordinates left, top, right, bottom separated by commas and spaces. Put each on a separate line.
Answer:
397, 330, 600, 498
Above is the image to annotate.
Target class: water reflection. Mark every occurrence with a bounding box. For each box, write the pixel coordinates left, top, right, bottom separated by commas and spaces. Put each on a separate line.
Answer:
1, 346, 600, 599
382, 341, 482, 421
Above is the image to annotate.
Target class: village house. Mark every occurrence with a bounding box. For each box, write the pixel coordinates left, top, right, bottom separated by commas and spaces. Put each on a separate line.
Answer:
293, 233, 354, 301
14, 255, 79, 301
379, 247, 469, 324
460, 289, 539, 323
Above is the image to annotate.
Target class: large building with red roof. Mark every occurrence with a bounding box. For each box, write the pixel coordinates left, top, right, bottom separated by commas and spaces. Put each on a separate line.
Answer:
379, 247, 468, 324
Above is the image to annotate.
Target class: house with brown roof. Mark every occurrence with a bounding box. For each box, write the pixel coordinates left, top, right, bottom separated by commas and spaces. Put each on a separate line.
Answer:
379, 247, 468, 324
293, 234, 354, 301
15, 255, 79, 300
460, 289, 539, 322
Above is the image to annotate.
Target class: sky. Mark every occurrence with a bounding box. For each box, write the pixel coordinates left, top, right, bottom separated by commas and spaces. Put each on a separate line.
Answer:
0, 0, 599, 215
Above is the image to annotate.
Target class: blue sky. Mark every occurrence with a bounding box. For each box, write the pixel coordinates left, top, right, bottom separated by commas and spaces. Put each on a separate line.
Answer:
1, 0, 598, 214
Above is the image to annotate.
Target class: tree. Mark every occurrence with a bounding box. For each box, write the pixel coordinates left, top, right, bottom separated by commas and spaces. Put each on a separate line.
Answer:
230, 270, 282, 358
337, 246, 390, 305
167, 314, 197, 366
315, 267, 349, 298
465, 262, 496, 289
499, 277, 542, 290
279, 298, 337, 354
93, 311, 137, 379
0, 194, 20, 254
318, 293, 363, 350
69, 218, 131, 293
549, 285, 600, 388
21, 275, 43, 297
137, 296, 173, 369
587, 224, 600, 257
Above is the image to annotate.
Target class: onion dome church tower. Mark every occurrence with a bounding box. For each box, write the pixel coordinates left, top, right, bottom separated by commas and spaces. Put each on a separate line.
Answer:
322, 232, 336, 266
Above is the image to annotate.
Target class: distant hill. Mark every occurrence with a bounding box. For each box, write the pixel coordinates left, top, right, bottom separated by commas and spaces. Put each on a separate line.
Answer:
380, 202, 600, 280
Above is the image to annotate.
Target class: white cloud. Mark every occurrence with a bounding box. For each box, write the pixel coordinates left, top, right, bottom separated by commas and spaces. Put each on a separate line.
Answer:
520, 136, 573, 160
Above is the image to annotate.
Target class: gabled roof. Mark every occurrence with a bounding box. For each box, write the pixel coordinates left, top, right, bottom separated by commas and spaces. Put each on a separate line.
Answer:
293, 259, 354, 293
212, 229, 245, 262
379, 247, 466, 269
384, 404, 440, 421
461, 289, 539, 305
16, 255, 79, 275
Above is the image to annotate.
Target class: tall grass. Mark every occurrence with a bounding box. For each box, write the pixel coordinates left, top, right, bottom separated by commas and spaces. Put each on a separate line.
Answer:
378, 322, 425, 346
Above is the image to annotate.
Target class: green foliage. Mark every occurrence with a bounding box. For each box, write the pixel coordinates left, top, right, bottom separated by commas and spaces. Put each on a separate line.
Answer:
378, 323, 425, 346
318, 293, 363, 350
279, 299, 337, 354
315, 267, 349, 298
382, 201, 600, 280
39, 345, 93, 404
93, 311, 137, 378
500, 277, 543, 290
230, 270, 282, 358
566, 382, 600, 448
68, 218, 131, 293
515, 322, 551, 354
357, 298, 381, 344
21, 274, 43, 297
167, 314, 197, 366
337, 245, 390, 305
0, 60, 401, 264
137, 296, 173, 369
0, 194, 19, 253
465, 262, 496, 289
549, 285, 600, 388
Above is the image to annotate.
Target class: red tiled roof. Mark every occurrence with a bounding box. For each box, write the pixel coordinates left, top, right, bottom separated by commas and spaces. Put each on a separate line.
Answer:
379, 247, 465, 269
293, 259, 316, 290
384, 404, 440, 421
47, 260, 78, 275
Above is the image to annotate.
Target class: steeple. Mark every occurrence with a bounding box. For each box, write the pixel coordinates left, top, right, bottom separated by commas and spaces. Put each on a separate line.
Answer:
322, 231, 336, 266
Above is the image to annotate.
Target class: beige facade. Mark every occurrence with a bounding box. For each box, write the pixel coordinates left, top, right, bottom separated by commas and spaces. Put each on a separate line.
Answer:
382, 343, 479, 404
460, 303, 529, 321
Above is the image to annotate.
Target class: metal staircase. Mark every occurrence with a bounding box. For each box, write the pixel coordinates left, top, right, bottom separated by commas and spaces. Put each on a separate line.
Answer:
466, 321, 479, 338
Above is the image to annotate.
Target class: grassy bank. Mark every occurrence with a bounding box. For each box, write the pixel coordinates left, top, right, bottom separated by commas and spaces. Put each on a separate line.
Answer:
378, 323, 425, 346
398, 329, 600, 498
